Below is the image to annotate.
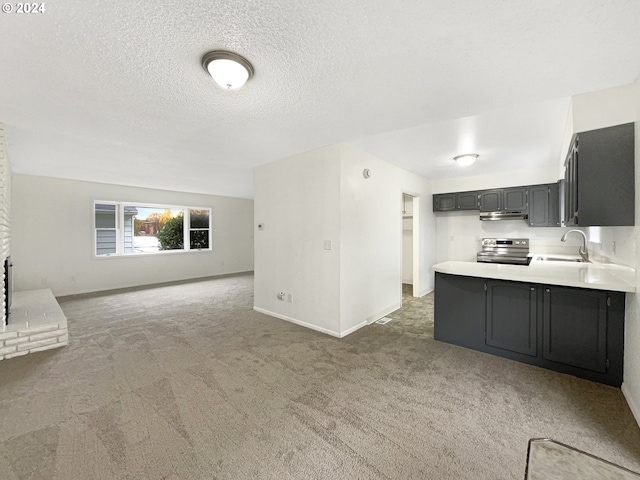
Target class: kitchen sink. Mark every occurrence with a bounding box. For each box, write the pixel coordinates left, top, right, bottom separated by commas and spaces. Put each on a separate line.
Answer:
535, 256, 589, 263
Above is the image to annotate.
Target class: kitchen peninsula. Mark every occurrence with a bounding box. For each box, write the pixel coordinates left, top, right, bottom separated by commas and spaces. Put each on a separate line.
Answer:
433, 258, 635, 386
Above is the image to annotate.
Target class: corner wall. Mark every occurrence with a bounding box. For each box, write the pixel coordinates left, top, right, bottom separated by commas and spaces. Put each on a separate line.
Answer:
253, 144, 436, 338
338, 144, 435, 335
12, 174, 254, 296
253, 145, 342, 336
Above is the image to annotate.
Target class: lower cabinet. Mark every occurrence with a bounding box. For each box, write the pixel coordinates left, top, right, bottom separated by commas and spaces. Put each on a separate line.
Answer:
434, 273, 624, 386
486, 280, 537, 356
542, 286, 607, 373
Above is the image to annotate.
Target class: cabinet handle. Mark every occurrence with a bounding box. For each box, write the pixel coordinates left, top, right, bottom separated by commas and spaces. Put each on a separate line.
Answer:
546, 288, 550, 293
530, 287, 535, 291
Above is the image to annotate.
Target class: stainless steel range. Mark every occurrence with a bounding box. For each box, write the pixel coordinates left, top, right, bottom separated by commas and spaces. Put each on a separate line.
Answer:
477, 238, 531, 265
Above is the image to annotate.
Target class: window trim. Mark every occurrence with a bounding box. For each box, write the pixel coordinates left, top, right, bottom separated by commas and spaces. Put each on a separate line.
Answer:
92, 200, 212, 258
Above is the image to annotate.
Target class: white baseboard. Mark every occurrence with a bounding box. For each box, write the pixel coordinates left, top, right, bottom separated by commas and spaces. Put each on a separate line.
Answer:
419, 287, 433, 297
254, 301, 403, 339
366, 302, 402, 325
253, 307, 341, 338
339, 321, 368, 337
621, 382, 640, 427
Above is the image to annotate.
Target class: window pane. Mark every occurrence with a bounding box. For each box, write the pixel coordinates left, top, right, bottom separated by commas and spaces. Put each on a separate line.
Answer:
190, 230, 209, 249
95, 204, 115, 228
190, 209, 209, 228
130, 206, 184, 251
96, 229, 116, 255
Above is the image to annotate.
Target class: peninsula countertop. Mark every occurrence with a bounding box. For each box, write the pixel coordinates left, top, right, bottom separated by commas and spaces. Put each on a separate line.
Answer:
433, 257, 636, 293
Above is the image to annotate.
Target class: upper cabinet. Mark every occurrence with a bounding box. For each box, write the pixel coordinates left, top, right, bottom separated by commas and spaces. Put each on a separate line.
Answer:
563, 123, 635, 226
503, 187, 528, 211
456, 191, 479, 210
433, 191, 478, 211
479, 190, 502, 212
479, 187, 528, 212
528, 183, 560, 227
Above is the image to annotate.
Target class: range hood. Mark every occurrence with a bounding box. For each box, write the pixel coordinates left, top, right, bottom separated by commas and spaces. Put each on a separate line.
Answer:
480, 211, 528, 221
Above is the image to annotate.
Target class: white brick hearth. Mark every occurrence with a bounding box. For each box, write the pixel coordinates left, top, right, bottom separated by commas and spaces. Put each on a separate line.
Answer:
0, 289, 68, 360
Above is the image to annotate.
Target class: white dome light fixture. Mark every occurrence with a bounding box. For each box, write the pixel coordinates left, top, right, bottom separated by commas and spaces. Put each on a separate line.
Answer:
202, 51, 254, 90
453, 153, 479, 166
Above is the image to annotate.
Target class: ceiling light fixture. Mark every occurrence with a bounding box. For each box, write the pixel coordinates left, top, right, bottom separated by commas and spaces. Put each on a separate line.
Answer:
202, 51, 254, 90
453, 154, 479, 166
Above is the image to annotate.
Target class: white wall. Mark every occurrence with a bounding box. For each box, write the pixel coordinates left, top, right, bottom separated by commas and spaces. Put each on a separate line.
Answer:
12, 174, 254, 296
253, 144, 436, 338
434, 211, 585, 263
569, 79, 640, 423
432, 165, 559, 194
253, 145, 342, 336
338, 145, 435, 335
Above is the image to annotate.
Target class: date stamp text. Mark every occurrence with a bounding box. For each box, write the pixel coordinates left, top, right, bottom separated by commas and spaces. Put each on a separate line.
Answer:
2, 3, 46, 13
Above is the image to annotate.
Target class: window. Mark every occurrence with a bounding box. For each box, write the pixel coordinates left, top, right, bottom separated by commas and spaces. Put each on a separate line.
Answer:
93, 202, 211, 257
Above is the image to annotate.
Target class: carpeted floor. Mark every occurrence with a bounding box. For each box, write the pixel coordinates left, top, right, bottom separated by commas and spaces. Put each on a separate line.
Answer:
0, 273, 639, 479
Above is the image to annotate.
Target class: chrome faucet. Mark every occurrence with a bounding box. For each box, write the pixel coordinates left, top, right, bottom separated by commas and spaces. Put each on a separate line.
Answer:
561, 229, 589, 262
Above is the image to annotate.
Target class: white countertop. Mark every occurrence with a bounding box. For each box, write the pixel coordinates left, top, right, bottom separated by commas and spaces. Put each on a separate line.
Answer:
433, 256, 636, 293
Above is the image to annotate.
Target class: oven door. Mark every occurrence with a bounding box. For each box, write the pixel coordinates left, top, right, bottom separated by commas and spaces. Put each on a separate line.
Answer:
476, 252, 531, 265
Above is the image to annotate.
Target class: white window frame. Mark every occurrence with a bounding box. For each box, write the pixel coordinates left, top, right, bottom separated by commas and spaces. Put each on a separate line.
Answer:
93, 200, 212, 258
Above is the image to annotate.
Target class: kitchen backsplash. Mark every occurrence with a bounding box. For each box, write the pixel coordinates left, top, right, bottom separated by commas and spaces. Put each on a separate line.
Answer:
435, 211, 635, 267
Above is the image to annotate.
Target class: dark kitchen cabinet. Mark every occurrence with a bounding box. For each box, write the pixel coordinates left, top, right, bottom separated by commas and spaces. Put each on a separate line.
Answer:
528, 183, 560, 227
503, 187, 528, 211
563, 122, 635, 226
479, 187, 528, 212
433, 193, 456, 211
433, 192, 478, 211
486, 280, 536, 356
542, 286, 607, 373
434, 272, 625, 386
479, 190, 502, 212
434, 273, 486, 350
456, 191, 479, 210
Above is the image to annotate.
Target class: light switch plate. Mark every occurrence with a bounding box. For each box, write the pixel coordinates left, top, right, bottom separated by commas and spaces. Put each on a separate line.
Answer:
324, 240, 332, 250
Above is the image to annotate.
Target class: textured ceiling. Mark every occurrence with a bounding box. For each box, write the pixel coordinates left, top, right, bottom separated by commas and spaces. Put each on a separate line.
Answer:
1, 0, 639, 198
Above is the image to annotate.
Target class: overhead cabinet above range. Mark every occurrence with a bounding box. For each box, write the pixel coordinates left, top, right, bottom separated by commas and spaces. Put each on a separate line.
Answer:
479, 187, 528, 212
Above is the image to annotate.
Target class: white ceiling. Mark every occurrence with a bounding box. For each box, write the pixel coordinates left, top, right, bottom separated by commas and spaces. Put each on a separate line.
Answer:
1, 0, 639, 198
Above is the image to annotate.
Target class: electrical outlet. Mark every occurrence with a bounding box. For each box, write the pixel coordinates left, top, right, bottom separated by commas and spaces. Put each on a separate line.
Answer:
287, 293, 293, 303
323, 240, 332, 250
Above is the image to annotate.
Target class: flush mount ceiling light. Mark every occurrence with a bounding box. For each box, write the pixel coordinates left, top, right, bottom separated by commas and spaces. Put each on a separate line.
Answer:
453, 154, 479, 166
202, 51, 254, 90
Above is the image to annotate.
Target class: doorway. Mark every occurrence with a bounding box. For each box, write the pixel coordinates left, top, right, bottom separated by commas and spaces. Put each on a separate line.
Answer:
401, 193, 420, 298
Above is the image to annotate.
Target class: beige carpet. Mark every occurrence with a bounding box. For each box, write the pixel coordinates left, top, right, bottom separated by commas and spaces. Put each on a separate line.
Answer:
0, 273, 639, 479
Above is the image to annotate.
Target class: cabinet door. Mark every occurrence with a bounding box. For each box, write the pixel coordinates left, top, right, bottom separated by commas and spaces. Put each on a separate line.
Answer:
479, 190, 502, 212
433, 194, 455, 211
528, 186, 549, 227
576, 123, 635, 226
456, 191, 478, 210
548, 182, 560, 227
504, 187, 528, 211
434, 273, 486, 350
486, 280, 537, 356
542, 286, 607, 373
528, 184, 559, 227
563, 143, 578, 225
